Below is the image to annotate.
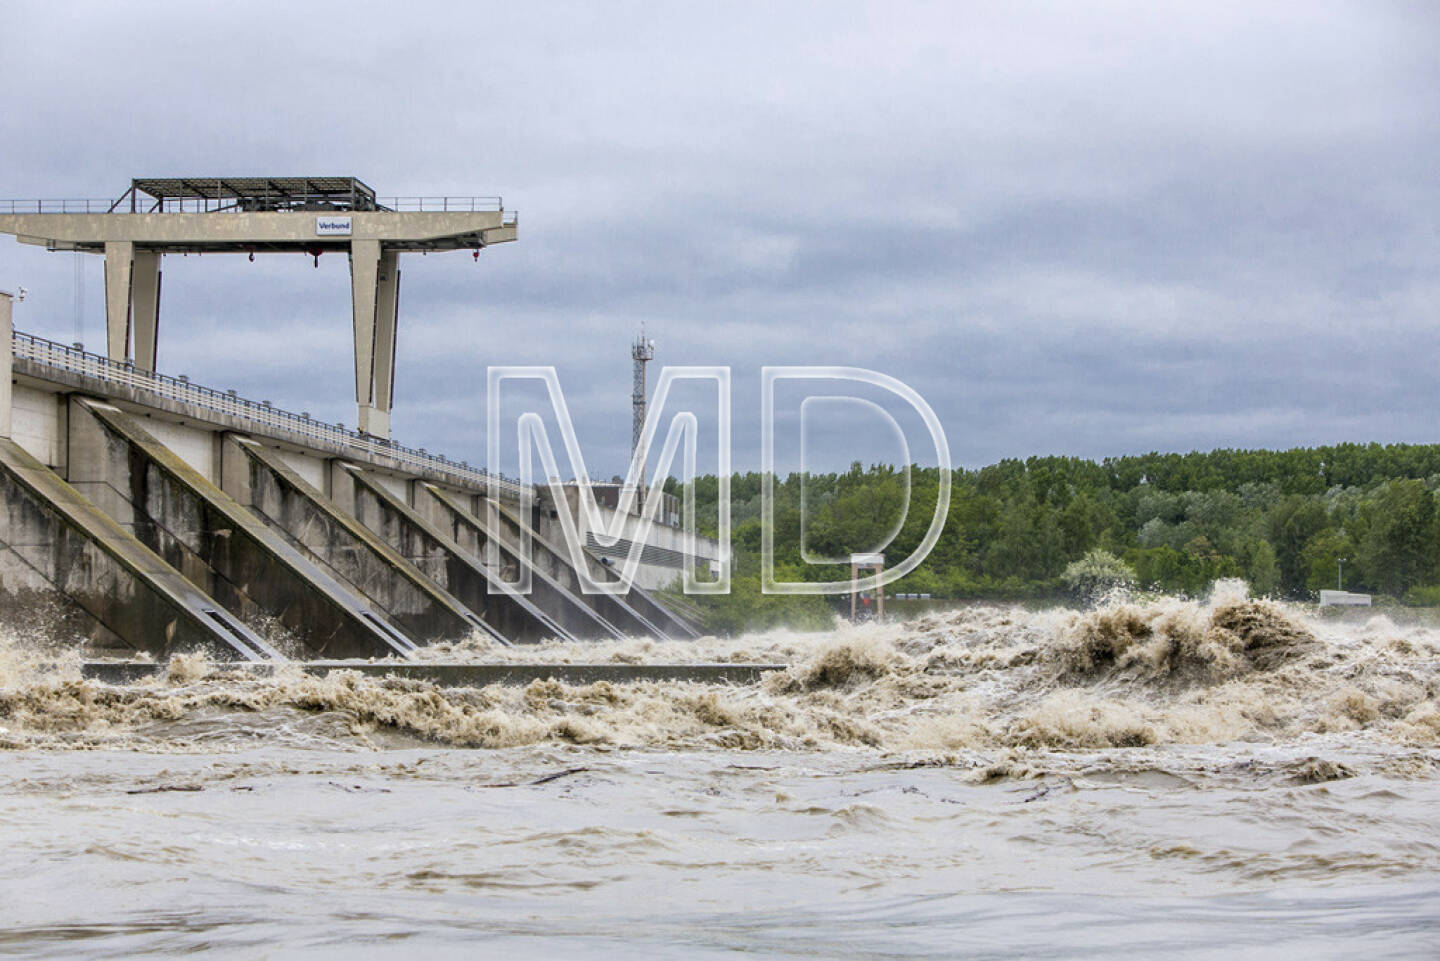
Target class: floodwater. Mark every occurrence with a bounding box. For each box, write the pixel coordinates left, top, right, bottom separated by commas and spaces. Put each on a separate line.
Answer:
2, 581, 1438, 958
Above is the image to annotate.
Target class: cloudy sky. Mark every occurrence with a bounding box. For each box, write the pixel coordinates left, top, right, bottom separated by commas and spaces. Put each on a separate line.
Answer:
1, 1, 1436, 476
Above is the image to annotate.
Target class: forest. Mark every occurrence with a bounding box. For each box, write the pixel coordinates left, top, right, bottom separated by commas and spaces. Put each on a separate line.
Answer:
669, 443, 1440, 632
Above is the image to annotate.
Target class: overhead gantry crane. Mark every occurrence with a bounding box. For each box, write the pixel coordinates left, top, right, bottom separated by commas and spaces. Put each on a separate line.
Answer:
0, 177, 517, 438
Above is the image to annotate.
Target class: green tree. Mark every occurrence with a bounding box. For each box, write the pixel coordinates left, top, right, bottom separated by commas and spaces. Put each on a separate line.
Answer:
1268, 496, 1330, 595
1357, 480, 1439, 596
1299, 528, 1351, 594
1241, 539, 1280, 596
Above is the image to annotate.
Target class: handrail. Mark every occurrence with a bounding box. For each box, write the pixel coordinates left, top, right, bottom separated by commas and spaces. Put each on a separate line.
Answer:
11, 330, 530, 499
377, 196, 504, 212
0, 199, 121, 214
0, 196, 506, 215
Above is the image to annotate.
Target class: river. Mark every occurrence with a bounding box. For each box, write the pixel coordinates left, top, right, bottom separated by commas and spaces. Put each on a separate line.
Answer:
1, 582, 1437, 958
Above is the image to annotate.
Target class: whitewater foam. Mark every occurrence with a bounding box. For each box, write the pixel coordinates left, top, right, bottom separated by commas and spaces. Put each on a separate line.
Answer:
0, 583, 1437, 763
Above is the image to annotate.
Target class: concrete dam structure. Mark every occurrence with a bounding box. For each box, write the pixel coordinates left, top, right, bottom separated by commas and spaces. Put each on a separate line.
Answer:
0, 178, 713, 662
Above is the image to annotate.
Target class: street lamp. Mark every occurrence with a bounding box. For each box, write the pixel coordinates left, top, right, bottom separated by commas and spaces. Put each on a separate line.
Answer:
1337, 557, 1347, 591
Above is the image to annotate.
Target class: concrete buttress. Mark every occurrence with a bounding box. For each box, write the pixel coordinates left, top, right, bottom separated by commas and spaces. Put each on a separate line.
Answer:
67, 398, 415, 659
473, 492, 699, 639
222, 435, 505, 645
419, 485, 674, 640
332, 464, 576, 643
0, 437, 277, 660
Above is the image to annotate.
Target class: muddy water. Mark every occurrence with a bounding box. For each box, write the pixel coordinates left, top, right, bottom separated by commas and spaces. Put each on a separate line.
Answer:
1, 582, 1438, 958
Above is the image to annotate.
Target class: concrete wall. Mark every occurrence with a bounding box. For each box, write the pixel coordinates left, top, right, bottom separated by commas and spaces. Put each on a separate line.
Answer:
368, 471, 410, 502
13, 381, 220, 482
137, 416, 217, 482
274, 448, 328, 492
11, 384, 64, 469
421, 487, 672, 640
412, 484, 633, 640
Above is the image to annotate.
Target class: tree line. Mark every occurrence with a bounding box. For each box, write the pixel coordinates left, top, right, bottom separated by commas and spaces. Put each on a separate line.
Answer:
670, 443, 1440, 626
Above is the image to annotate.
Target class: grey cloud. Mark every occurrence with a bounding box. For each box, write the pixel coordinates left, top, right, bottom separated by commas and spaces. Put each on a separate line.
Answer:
1, 0, 1436, 477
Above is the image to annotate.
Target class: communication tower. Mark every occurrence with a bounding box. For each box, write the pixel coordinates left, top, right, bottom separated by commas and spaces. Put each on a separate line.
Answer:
631, 332, 655, 508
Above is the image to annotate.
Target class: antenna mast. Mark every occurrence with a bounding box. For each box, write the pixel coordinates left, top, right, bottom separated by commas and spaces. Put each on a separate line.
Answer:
631, 331, 655, 509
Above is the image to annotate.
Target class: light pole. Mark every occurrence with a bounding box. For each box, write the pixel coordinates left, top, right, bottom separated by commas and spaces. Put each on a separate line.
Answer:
1337, 557, 1346, 591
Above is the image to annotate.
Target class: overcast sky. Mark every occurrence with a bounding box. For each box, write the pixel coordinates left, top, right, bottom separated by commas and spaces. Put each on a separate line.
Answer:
2, 1, 1436, 477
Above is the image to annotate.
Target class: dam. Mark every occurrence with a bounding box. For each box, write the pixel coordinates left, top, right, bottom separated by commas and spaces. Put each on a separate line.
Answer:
0, 178, 715, 662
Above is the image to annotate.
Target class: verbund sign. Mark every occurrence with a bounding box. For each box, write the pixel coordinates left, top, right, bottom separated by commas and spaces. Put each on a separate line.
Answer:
315, 216, 352, 236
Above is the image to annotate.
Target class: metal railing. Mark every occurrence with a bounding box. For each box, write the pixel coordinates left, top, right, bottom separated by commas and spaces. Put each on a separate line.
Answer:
377, 196, 503, 212
11, 330, 530, 499
0, 199, 121, 214
1, 196, 509, 215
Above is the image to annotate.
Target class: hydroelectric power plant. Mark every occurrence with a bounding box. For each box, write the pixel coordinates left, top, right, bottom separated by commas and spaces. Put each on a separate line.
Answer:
0, 177, 716, 666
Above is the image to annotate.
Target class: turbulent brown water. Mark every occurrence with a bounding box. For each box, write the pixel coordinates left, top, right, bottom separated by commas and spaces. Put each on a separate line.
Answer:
2, 581, 1438, 958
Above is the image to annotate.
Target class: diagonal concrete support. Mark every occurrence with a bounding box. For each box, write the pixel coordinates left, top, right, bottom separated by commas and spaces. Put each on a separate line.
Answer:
68, 398, 415, 659
334, 465, 575, 643
0, 437, 277, 661
412, 483, 626, 640
419, 484, 666, 640
223, 435, 504, 645
480, 491, 699, 639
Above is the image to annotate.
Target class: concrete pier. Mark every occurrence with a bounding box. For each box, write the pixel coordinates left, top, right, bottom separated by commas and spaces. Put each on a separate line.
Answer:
472, 491, 700, 640
226, 436, 502, 645
0, 438, 277, 660
69, 399, 416, 659
337, 464, 589, 643
414, 483, 641, 640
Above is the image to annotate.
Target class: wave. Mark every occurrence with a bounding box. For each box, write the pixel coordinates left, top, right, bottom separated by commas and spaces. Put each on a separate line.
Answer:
1, 580, 1438, 757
